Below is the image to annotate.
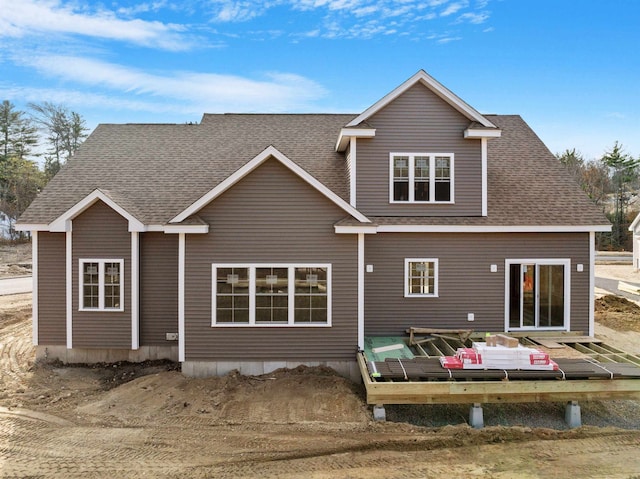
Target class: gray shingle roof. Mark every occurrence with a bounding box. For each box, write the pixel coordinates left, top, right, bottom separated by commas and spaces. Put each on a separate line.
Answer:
17, 113, 608, 228
19, 114, 356, 226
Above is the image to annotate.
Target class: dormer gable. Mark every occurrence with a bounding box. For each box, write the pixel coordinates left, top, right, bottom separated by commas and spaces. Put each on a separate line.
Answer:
336, 70, 501, 153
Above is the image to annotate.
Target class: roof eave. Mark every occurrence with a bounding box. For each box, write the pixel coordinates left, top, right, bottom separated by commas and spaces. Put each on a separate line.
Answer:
335, 128, 376, 152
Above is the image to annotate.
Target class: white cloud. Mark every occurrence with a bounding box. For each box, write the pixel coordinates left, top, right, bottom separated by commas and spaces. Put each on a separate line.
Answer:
457, 11, 489, 24
17, 55, 328, 112
0, 0, 193, 50
440, 1, 468, 17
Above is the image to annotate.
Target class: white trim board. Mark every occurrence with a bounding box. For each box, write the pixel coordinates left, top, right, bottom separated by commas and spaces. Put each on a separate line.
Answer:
49, 189, 145, 233
32, 231, 38, 346
335, 224, 611, 234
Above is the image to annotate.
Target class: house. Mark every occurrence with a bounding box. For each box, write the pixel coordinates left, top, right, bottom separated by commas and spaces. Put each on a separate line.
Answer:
16, 70, 610, 380
630, 214, 640, 270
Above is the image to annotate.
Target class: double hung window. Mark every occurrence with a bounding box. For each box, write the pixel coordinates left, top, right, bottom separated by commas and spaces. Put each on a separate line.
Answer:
391, 153, 453, 203
213, 264, 330, 326
80, 259, 124, 311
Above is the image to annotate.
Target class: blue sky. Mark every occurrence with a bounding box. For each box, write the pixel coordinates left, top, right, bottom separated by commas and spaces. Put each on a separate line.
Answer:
0, 0, 638, 161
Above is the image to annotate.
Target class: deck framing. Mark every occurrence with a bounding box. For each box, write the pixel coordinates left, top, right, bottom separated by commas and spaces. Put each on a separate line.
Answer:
358, 334, 640, 406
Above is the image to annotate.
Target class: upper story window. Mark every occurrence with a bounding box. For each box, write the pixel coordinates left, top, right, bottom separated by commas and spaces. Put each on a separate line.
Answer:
390, 153, 453, 203
80, 259, 124, 311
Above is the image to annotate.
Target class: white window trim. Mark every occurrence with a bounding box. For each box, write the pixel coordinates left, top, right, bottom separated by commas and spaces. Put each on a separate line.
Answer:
79, 259, 125, 312
404, 258, 439, 298
389, 153, 454, 204
504, 258, 571, 332
212, 263, 332, 327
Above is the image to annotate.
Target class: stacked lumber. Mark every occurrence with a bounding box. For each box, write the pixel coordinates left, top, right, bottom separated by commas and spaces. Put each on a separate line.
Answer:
439, 335, 559, 371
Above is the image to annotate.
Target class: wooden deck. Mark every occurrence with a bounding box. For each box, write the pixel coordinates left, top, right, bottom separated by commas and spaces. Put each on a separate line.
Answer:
359, 333, 640, 406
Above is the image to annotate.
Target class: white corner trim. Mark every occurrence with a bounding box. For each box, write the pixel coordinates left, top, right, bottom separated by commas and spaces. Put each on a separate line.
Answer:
170, 145, 370, 224
346, 70, 497, 129
32, 231, 38, 346
357, 233, 365, 350
66, 231, 72, 349
335, 127, 376, 152
349, 137, 357, 208
131, 232, 139, 350
49, 189, 145, 233
589, 232, 595, 337
481, 138, 488, 217
178, 233, 185, 362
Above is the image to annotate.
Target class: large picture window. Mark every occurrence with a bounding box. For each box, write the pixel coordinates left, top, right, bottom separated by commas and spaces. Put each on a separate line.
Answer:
79, 259, 124, 311
212, 264, 330, 327
405, 258, 438, 297
390, 153, 453, 203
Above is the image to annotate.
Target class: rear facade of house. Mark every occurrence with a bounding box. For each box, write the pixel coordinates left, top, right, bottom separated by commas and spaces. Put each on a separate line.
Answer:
17, 71, 610, 380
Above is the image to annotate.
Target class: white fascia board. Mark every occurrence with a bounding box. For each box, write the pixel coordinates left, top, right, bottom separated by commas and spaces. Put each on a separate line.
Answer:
334, 225, 378, 234
49, 189, 146, 233
346, 70, 497, 129
163, 224, 209, 234
464, 128, 502, 139
375, 224, 612, 233
335, 128, 376, 152
14, 223, 49, 232
171, 145, 371, 224
629, 212, 640, 231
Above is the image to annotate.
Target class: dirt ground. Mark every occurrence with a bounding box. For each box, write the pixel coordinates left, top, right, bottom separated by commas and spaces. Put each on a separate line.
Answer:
2, 253, 640, 477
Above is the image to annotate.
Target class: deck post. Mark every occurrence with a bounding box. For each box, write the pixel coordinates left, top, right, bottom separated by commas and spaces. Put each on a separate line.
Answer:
565, 401, 581, 428
373, 405, 386, 421
469, 403, 484, 429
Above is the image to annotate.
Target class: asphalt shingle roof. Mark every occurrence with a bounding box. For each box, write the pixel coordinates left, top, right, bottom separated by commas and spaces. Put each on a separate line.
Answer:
17, 113, 608, 228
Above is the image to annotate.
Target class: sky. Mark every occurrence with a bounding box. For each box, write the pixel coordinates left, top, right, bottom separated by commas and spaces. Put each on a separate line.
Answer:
0, 0, 638, 161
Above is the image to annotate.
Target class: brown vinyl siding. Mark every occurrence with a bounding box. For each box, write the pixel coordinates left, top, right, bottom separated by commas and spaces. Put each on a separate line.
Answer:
37, 232, 66, 345
356, 83, 482, 216
140, 233, 178, 345
184, 158, 358, 361
71, 200, 132, 348
364, 232, 590, 335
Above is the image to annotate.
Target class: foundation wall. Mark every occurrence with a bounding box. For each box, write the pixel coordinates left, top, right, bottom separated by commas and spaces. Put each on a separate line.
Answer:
182, 360, 361, 383
35, 345, 178, 363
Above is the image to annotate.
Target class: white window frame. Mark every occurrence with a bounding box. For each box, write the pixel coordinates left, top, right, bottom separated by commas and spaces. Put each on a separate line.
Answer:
404, 258, 439, 298
212, 264, 332, 327
504, 258, 571, 331
79, 259, 125, 312
389, 153, 454, 204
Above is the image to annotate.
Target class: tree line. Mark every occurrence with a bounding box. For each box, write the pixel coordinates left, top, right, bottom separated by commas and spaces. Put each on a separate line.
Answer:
0, 100, 87, 238
557, 143, 640, 251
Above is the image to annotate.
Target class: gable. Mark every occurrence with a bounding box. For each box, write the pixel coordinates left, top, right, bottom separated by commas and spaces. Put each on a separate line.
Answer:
346, 70, 497, 129
197, 158, 354, 229
170, 146, 369, 225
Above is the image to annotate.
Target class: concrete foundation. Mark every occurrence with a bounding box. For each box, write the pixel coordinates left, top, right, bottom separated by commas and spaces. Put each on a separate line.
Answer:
373, 405, 386, 421
565, 401, 582, 428
35, 345, 179, 363
469, 403, 484, 429
181, 360, 362, 383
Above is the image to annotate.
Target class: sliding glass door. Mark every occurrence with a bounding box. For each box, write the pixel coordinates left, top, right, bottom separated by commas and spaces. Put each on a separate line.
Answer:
507, 260, 569, 330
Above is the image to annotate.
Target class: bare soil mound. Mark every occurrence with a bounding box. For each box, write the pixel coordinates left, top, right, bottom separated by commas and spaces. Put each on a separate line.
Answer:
79, 365, 370, 425
595, 294, 640, 332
